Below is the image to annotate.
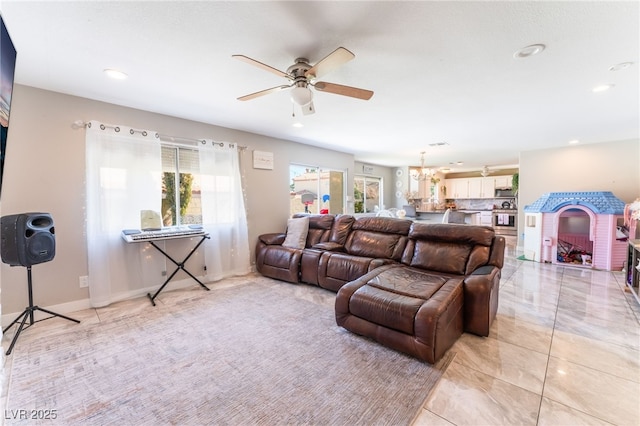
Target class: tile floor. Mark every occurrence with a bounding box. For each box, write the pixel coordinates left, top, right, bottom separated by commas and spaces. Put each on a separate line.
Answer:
2, 239, 640, 425
415, 239, 640, 426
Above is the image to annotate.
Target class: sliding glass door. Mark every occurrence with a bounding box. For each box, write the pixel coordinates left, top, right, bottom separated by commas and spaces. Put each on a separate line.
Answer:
289, 164, 345, 216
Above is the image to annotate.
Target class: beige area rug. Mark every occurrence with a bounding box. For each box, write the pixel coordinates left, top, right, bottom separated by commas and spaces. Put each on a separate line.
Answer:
5, 274, 453, 425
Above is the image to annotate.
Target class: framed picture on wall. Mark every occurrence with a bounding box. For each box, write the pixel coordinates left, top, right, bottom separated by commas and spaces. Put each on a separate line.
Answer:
253, 150, 274, 170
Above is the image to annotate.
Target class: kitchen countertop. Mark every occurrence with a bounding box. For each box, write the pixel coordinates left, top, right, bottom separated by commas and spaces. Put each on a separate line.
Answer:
417, 210, 486, 214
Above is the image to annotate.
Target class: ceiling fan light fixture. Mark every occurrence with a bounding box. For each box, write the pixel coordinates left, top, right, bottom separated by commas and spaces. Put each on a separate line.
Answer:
291, 86, 313, 106
513, 44, 546, 59
609, 62, 633, 72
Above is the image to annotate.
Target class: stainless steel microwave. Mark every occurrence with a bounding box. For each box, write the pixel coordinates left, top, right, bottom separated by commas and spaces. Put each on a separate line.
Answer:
495, 188, 515, 197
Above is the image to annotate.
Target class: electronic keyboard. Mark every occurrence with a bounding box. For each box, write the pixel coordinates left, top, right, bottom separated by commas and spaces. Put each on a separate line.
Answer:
121, 225, 206, 243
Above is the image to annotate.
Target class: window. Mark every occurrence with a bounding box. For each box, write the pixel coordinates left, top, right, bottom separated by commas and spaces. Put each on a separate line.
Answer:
162, 145, 201, 226
354, 176, 382, 213
289, 164, 345, 216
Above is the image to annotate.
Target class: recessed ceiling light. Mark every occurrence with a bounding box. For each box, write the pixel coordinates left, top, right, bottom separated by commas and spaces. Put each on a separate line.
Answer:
609, 62, 633, 71
292, 122, 303, 128
513, 44, 546, 59
104, 68, 128, 80
592, 84, 615, 93
568, 139, 580, 145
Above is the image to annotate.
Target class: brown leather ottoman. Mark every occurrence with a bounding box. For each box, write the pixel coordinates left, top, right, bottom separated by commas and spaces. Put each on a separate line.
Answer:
335, 264, 464, 364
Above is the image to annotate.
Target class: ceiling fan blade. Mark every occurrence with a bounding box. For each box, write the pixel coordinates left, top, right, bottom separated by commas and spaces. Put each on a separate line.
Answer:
306, 47, 355, 79
314, 81, 374, 100
301, 101, 315, 116
237, 85, 292, 101
232, 54, 291, 79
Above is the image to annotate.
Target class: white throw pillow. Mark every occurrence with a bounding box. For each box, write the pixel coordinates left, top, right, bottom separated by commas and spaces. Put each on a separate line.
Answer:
282, 217, 310, 249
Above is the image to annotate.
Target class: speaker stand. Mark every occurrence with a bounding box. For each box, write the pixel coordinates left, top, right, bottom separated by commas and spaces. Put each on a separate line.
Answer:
2, 266, 80, 356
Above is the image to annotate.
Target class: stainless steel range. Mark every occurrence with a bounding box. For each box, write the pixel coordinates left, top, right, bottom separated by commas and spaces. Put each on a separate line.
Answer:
492, 209, 517, 236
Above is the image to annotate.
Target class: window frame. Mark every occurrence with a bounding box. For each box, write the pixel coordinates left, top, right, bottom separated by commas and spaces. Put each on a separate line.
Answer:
289, 163, 347, 216
161, 143, 201, 226
354, 175, 383, 214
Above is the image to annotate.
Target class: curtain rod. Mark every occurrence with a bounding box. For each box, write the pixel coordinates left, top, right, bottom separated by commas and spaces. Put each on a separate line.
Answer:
72, 120, 248, 151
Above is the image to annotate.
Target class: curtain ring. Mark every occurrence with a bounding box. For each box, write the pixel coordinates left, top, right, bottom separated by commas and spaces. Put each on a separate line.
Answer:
115, 127, 120, 132
99, 124, 105, 130
142, 131, 147, 136
129, 129, 134, 135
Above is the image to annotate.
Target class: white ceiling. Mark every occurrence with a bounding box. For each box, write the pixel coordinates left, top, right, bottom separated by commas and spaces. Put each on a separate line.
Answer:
1, 1, 638, 173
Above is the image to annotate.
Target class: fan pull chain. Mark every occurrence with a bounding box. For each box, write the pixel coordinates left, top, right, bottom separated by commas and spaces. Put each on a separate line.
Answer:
292, 103, 296, 118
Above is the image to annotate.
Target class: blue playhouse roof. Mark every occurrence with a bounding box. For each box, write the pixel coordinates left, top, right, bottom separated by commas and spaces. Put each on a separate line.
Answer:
523, 191, 625, 214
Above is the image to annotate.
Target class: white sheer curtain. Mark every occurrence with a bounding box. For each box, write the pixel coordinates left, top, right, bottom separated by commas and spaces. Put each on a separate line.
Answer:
198, 140, 251, 280
85, 121, 162, 307
85, 124, 250, 307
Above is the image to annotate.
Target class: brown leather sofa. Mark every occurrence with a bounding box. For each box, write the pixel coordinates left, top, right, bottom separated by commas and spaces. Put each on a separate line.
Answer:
335, 222, 504, 363
255, 214, 354, 283
306, 216, 412, 291
255, 214, 505, 363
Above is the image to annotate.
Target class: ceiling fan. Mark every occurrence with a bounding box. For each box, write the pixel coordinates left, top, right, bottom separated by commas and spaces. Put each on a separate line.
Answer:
480, 166, 494, 177
233, 47, 374, 115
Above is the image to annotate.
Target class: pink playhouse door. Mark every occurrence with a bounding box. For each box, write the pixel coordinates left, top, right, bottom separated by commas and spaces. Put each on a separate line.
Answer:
556, 208, 593, 266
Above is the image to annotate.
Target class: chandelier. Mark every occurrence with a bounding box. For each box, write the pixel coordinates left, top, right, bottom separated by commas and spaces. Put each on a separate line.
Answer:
410, 151, 435, 181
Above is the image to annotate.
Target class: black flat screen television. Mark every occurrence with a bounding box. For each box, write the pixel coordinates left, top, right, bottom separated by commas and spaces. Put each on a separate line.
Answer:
1, 13, 17, 198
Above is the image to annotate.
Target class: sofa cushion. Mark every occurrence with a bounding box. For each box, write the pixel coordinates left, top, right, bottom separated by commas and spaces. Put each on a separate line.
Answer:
344, 217, 412, 260
349, 267, 453, 335
402, 223, 495, 275
329, 214, 356, 245
408, 240, 472, 275
282, 217, 309, 249
336, 265, 465, 363
346, 232, 404, 259
292, 213, 335, 247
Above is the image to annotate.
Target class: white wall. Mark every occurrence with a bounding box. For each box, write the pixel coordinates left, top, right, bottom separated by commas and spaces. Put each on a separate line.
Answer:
0, 85, 354, 318
517, 139, 640, 242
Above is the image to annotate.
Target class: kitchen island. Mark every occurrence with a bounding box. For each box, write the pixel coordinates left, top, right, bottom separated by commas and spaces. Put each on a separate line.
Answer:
414, 210, 483, 224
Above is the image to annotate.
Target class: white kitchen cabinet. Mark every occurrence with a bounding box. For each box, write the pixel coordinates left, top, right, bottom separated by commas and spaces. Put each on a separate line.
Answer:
467, 178, 483, 198
444, 180, 453, 199
494, 175, 513, 189
445, 178, 469, 198
465, 177, 495, 198
480, 211, 493, 226
482, 177, 496, 198
446, 175, 513, 199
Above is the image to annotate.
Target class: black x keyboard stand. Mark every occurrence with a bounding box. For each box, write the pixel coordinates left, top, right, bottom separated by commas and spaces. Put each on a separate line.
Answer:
144, 233, 210, 306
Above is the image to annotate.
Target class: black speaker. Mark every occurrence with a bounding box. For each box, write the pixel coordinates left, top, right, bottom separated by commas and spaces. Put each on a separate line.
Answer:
1, 213, 55, 267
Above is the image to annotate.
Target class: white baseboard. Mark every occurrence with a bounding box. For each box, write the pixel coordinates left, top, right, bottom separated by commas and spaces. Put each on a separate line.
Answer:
1, 277, 199, 328
1, 298, 92, 329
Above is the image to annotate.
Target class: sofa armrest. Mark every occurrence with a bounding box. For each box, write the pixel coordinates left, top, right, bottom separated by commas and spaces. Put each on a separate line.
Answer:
312, 242, 345, 251
259, 233, 286, 245
463, 266, 501, 336
488, 236, 506, 269
470, 265, 497, 276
